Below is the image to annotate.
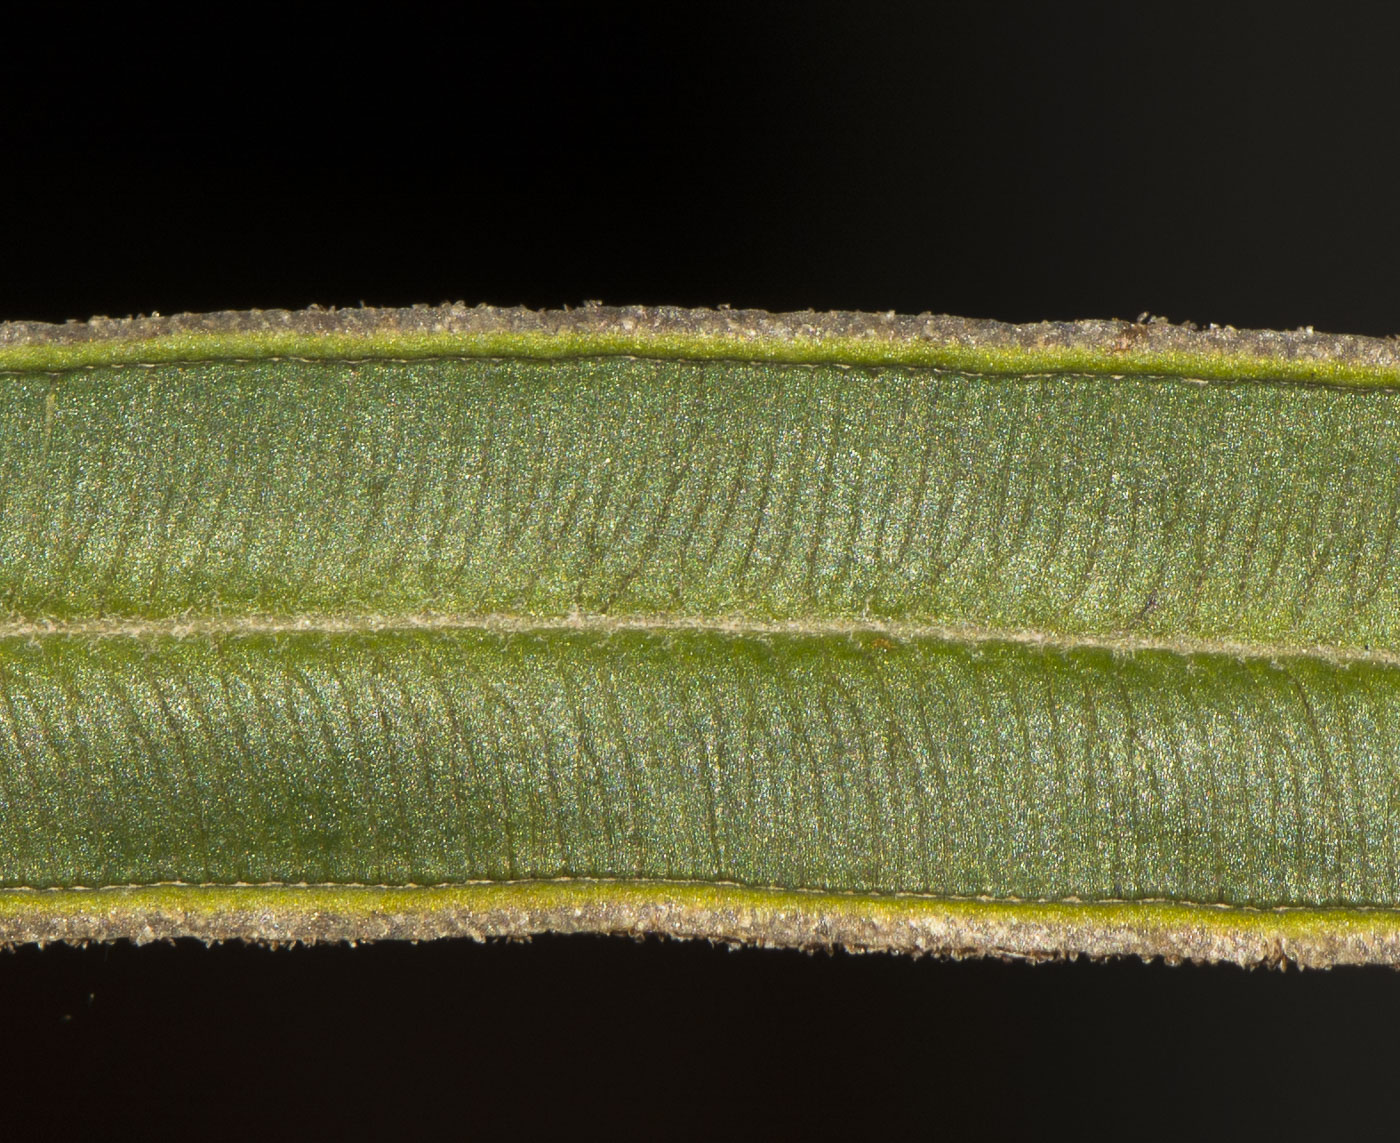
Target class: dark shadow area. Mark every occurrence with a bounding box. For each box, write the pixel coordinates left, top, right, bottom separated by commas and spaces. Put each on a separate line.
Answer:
1, 935, 1396, 1137
5, 3, 1398, 335
4, 0, 1399, 1134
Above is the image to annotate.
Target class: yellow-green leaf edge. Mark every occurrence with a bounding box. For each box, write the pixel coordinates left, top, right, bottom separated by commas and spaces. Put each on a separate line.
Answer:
4, 302, 1400, 387
3, 881, 1399, 968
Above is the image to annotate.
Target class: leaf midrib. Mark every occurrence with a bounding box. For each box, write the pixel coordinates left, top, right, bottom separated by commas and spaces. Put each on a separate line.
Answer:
3, 609, 1393, 668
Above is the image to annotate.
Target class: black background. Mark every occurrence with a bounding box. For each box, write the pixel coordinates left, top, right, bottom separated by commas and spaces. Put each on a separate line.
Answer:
4, 2, 1399, 1136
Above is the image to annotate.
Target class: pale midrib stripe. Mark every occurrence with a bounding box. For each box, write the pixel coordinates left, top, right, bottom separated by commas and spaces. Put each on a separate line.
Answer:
0, 610, 1394, 668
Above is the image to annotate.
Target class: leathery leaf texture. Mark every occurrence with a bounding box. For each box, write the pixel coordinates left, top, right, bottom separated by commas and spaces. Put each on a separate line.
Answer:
4, 304, 1400, 965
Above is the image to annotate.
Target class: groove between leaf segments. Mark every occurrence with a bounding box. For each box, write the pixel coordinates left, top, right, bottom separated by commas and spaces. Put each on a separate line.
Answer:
2, 611, 1394, 668
9, 354, 1400, 394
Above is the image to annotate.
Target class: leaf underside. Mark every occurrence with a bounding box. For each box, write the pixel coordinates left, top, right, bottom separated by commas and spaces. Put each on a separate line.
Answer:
4, 304, 1400, 965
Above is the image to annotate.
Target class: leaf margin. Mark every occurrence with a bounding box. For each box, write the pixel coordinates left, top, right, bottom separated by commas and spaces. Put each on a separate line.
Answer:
0, 880, 1392, 968
5, 304, 1400, 387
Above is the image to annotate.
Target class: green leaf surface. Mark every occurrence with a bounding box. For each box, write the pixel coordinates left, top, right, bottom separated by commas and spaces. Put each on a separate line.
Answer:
4, 304, 1400, 965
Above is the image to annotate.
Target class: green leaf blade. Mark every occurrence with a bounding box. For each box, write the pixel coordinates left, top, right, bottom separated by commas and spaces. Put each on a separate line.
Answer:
5, 304, 1400, 965
1, 629, 1397, 911
6, 355, 1400, 649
